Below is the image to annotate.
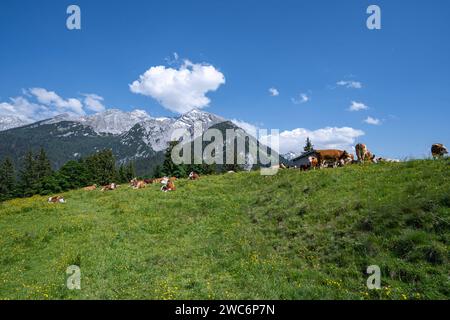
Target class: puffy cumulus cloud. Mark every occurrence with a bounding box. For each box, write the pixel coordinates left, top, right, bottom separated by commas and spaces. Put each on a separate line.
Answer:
260, 127, 365, 154
292, 93, 310, 104
83, 94, 106, 112
29, 88, 85, 115
364, 116, 381, 125
348, 101, 369, 112
129, 60, 226, 114
269, 87, 279, 96
0, 88, 109, 123
337, 80, 362, 89
0, 96, 56, 123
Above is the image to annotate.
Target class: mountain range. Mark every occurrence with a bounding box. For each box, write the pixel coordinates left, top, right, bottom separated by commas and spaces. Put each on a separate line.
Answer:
0, 109, 285, 175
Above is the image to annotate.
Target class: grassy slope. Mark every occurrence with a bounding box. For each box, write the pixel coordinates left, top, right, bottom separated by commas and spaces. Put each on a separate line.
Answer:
0, 159, 449, 300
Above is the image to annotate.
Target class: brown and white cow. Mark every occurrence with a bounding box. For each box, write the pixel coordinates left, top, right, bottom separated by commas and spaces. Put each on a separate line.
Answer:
431, 144, 448, 159
161, 177, 176, 192
355, 144, 376, 163
315, 150, 353, 168
130, 178, 146, 189
101, 183, 117, 192
48, 196, 65, 203
189, 172, 200, 180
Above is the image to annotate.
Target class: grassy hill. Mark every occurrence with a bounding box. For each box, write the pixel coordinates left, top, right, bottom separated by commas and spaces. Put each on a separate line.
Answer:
0, 159, 449, 300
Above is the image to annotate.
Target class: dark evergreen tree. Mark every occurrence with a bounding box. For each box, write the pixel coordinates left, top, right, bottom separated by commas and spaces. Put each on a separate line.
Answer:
125, 161, 136, 181
162, 141, 180, 177
58, 160, 91, 189
303, 137, 314, 152
35, 148, 53, 180
0, 157, 16, 200
18, 151, 38, 197
84, 149, 116, 185
118, 164, 126, 183
152, 165, 163, 178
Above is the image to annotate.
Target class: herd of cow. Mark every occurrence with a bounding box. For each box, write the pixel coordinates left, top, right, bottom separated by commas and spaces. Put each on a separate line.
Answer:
47, 143, 447, 204
294, 143, 448, 171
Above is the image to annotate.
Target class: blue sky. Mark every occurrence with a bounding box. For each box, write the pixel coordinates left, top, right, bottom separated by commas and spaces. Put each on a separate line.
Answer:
0, 0, 449, 158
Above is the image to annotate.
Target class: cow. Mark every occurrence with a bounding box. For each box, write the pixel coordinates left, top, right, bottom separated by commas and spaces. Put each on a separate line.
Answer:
161, 177, 176, 192
355, 144, 376, 163
144, 179, 153, 184
189, 172, 200, 180
431, 144, 448, 159
134, 181, 146, 189
375, 157, 401, 163
315, 150, 353, 168
308, 156, 319, 169
130, 178, 146, 189
101, 183, 117, 192
83, 185, 97, 191
48, 196, 65, 203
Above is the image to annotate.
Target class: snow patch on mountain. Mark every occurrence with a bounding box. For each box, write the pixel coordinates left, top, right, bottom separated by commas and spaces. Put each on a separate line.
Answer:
0, 115, 30, 131
282, 151, 298, 161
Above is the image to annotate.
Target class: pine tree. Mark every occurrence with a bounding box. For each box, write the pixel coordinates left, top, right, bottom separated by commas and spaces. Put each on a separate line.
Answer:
125, 162, 136, 181
304, 137, 314, 152
19, 151, 38, 197
152, 165, 163, 178
35, 148, 53, 180
118, 164, 126, 183
162, 141, 180, 177
0, 157, 16, 200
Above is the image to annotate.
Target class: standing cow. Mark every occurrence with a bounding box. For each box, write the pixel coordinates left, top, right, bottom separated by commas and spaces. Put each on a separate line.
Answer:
355, 144, 376, 163
431, 144, 448, 159
315, 150, 353, 168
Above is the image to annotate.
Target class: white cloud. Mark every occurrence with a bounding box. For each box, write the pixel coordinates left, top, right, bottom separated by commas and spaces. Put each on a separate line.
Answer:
337, 80, 362, 89
269, 87, 279, 97
348, 101, 369, 112
260, 127, 365, 154
29, 88, 85, 115
231, 119, 258, 137
364, 116, 381, 125
0, 97, 56, 123
0, 88, 109, 123
130, 60, 226, 114
83, 94, 106, 112
292, 93, 310, 104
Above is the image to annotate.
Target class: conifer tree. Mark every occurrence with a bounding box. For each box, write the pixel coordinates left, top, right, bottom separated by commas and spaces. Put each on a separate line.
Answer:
303, 137, 314, 152
19, 151, 38, 196
0, 157, 16, 200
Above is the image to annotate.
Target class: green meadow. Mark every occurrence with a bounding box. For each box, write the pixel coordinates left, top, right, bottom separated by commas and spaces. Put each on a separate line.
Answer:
0, 159, 449, 300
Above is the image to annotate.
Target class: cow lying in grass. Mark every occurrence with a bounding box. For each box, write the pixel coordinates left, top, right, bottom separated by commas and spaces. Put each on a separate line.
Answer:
83, 185, 97, 191
189, 172, 200, 180
160, 177, 176, 192
48, 196, 65, 203
130, 178, 146, 189
101, 183, 117, 192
